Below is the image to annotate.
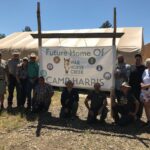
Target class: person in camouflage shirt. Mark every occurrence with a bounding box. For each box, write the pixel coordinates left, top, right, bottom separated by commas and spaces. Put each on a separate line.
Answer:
32, 76, 54, 112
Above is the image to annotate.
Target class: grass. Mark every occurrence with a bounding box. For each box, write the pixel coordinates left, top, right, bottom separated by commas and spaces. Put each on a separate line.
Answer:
0, 91, 61, 132
0, 111, 27, 132
51, 91, 61, 106
0, 91, 149, 150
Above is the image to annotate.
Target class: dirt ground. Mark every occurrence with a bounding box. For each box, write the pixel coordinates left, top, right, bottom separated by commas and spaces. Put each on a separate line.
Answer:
0, 92, 150, 150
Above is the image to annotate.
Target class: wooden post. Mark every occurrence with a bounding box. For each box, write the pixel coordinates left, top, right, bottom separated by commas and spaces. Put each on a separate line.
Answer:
113, 7, 116, 46
111, 7, 117, 117
37, 1, 42, 48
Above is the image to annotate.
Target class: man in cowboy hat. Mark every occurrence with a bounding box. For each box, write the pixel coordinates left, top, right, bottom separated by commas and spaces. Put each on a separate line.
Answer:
6, 50, 21, 108
112, 82, 139, 126
26, 53, 39, 110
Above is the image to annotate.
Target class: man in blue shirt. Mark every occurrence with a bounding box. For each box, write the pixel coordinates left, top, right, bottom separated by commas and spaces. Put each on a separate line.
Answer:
26, 53, 39, 110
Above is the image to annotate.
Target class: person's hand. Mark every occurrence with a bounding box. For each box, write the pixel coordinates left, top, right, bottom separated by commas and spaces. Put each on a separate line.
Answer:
89, 110, 94, 116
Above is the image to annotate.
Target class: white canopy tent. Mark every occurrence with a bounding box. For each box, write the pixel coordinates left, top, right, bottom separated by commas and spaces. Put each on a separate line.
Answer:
142, 43, 150, 61
0, 27, 143, 63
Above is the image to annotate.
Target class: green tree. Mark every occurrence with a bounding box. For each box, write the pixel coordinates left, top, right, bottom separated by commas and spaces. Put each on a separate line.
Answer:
100, 20, 112, 28
23, 26, 32, 32
0, 33, 6, 39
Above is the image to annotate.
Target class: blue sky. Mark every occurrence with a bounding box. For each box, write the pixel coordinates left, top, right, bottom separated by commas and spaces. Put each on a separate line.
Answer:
0, 0, 150, 43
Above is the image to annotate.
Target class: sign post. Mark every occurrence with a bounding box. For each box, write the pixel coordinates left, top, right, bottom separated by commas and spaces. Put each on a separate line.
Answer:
37, 1, 42, 48
110, 7, 117, 116
33, 2, 122, 92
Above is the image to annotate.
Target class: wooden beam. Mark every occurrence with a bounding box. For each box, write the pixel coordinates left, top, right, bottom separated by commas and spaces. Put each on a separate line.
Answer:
113, 7, 117, 46
37, 1, 42, 47
31, 32, 124, 39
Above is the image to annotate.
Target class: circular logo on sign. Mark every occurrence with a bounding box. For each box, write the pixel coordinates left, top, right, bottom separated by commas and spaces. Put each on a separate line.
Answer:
47, 63, 53, 70
96, 65, 103, 71
39, 70, 47, 77
88, 57, 96, 65
103, 72, 112, 80
93, 49, 102, 56
53, 56, 60, 64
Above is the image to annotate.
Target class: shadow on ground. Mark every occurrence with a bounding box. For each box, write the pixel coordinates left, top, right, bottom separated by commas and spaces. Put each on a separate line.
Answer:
1, 107, 150, 148
27, 112, 150, 148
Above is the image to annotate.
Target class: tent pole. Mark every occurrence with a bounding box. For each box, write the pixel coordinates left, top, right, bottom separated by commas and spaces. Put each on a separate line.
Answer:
37, 1, 42, 48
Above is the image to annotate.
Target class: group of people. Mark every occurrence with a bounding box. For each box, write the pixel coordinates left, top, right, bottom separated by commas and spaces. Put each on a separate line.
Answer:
0, 50, 39, 110
0, 50, 150, 127
111, 54, 150, 126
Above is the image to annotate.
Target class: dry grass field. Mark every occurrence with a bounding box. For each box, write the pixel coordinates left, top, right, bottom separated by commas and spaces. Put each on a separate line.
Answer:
0, 91, 150, 150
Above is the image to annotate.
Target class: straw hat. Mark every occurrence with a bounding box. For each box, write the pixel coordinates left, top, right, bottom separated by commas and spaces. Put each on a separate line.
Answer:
30, 53, 36, 58
12, 50, 20, 55
23, 57, 28, 61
